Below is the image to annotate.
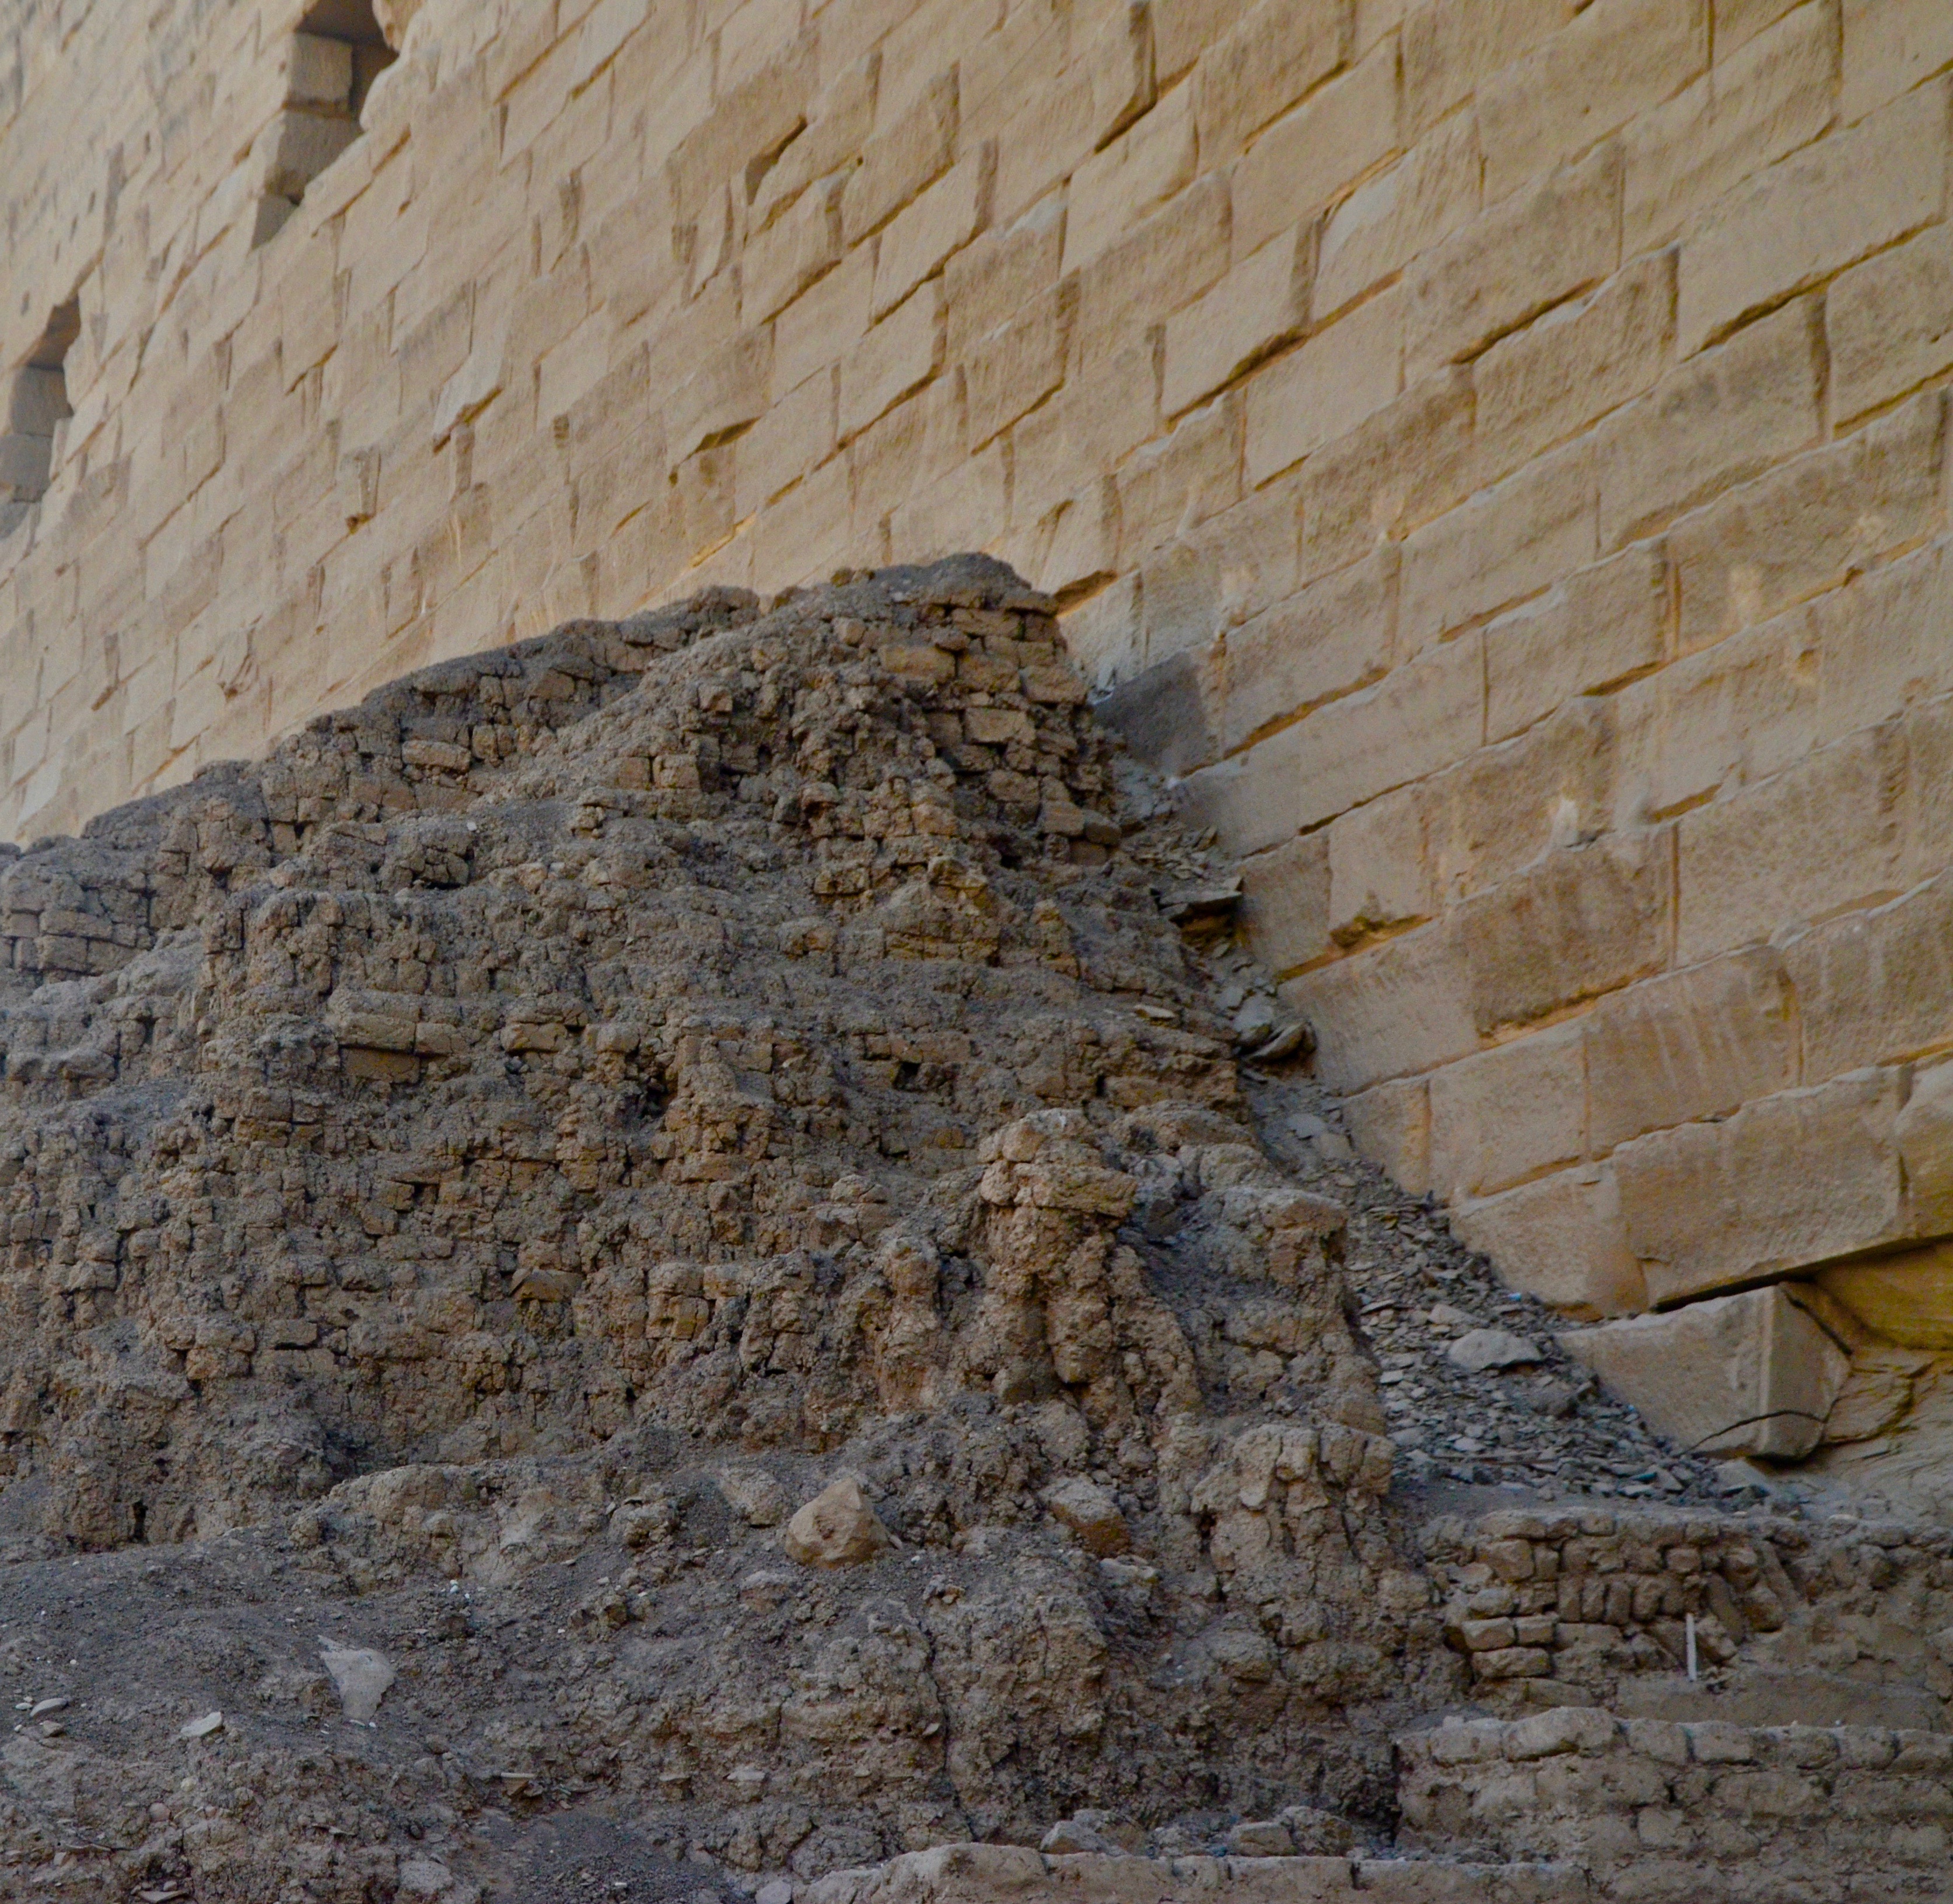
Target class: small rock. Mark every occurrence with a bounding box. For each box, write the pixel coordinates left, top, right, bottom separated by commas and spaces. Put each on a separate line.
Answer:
1448, 1327, 1544, 1373
1041, 1817, 1114, 1855
27, 1698, 68, 1719
780, 1476, 891, 1568
178, 1711, 223, 1740
320, 1644, 396, 1722
1279, 1806, 1354, 1855
755, 1882, 794, 1904
738, 1569, 797, 1610
1041, 1476, 1130, 1556
1427, 1304, 1478, 1332
1224, 1819, 1293, 1857
717, 1468, 791, 1527
397, 1859, 457, 1898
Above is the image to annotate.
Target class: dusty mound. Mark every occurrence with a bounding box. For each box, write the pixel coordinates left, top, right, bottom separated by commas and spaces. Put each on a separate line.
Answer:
0, 561, 1452, 1899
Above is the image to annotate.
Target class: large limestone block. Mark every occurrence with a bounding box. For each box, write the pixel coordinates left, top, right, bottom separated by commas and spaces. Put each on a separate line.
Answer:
1560, 1284, 1851, 1459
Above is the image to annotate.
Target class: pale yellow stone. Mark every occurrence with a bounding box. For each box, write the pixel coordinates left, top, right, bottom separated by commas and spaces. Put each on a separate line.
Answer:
1241, 288, 1403, 488
1063, 81, 1197, 277
1828, 223, 1953, 426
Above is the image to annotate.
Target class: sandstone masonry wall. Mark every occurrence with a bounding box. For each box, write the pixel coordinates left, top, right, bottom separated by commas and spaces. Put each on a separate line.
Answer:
4, 0, 1952, 1338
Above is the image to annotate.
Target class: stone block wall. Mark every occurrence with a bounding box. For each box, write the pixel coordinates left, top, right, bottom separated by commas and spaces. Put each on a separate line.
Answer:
4, 0, 1952, 1344
1398, 1707, 1953, 1898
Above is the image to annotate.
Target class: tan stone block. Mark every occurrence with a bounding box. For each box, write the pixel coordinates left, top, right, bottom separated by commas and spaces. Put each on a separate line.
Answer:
1328, 782, 1433, 944
873, 153, 989, 320
1069, 174, 1231, 377
842, 68, 958, 244
666, 326, 771, 464
1783, 874, 1953, 1083
1458, 827, 1672, 1036
734, 368, 836, 520
1843, 0, 1953, 122
1193, 0, 1346, 163
1405, 141, 1622, 384
847, 373, 964, 543
1189, 628, 1483, 854
743, 174, 844, 326
1624, 1, 1838, 255
1058, 570, 1146, 692
944, 193, 1065, 361
839, 281, 943, 443
1340, 1074, 1433, 1196
1401, 0, 1581, 138
1161, 228, 1310, 418
1828, 223, 1953, 427
1614, 1069, 1908, 1302
1485, 545, 1668, 744
1016, 477, 1123, 605
1479, 0, 1710, 203
1115, 399, 1242, 565
964, 286, 1066, 451
1475, 253, 1675, 487
1063, 77, 1198, 276
1676, 85, 1945, 359
1671, 391, 1947, 656
1221, 549, 1397, 753
888, 439, 1009, 565
1313, 115, 1481, 322
1587, 947, 1798, 1152
1457, 1167, 1646, 1317
1280, 919, 1482, 1093
716, 0, 803, 94
874, 0, 1004, 129
1084, 0, 1158, 148
1903, 692, 1953, 886
666, 32, 816, 223
1242, 288, 1403, 488
1561, 1285, 1852, 1457
1400, 436, 1598, 650
1897, 1059, 1953, 1235
285, 32, 354, 109
1010, 334, 1156, 526
1150, 0, 1245, 80
1597, 298, 1821, 552
1715, 0, 1805, 55
1231, 38, 1401, 262
1676, 723, 1905, 964
1429, 1018, 1587, 1201
987, 57, 1098, 229
751, 55, 877, 225
774, 243, 874, 394
1237, 828, 1332, 973
1298, 367, 1474, 583
1426, 697, 1619, 904
1810, 542, 1953, 750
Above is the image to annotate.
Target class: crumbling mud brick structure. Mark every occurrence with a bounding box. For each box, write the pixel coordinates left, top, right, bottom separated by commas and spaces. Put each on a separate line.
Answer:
1, 2, 1952, 1897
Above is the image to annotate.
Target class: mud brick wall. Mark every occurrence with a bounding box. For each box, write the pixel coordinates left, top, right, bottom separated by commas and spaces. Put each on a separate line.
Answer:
4, 0, 1953, 1329
1422, 1508, 1953, 1712
1398, 1707, 1953, 1899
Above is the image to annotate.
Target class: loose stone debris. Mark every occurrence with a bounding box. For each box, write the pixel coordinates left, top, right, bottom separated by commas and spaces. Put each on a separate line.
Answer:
0, 559, 1943, 1902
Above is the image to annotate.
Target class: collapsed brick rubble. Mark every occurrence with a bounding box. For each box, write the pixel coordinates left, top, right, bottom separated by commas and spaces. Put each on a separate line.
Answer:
0, 561, 1944, 1903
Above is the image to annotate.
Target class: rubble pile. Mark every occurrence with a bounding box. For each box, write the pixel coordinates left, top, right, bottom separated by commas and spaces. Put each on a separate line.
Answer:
0, 559, 1943, 1904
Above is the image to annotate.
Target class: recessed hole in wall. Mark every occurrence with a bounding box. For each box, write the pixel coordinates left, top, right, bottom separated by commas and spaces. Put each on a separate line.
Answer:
1, 296, 79, 528
253, 1, 400, 247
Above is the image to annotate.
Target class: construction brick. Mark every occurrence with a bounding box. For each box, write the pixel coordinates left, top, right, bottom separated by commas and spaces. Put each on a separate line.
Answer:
872, 153, 989, 320
1327, 782, 1434, 945
1482, 0, 1709, 202
1242, 288, 1403, 489
1405, 142, 1623, 383
1474, 253, 1675, 486
1237, 828, 1332, 973
1623, 1, 1838, 255
1828, 224, 1953, 427
1842, 0, 1953, 123
1676, 83, 1945, 359
1451, 1167, 1647, 1318
839, 282, 944, 443
1220, 549, 1398, 753
1786, 874, 1953, 1082
963, 287, 1066, 452
1677, 724, 1906, 964
1399, 436, 1598, 650
1485, 545, 1668, 744
1401, 0, 1581, 139
1587, 948, 1799, 1152
1161, 228, 1310, 418
1313, 115, 1481, 323
1596, 297, 1822, 552
1192, 0, 1348, 164
1231, 38, 1401, 263
1063, 81, 1197, 276
842, 68, 958, 244
1615, 1069, 1908, 1303
1670, 391, 1947, 656
1429, 1017, 1588, 1201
